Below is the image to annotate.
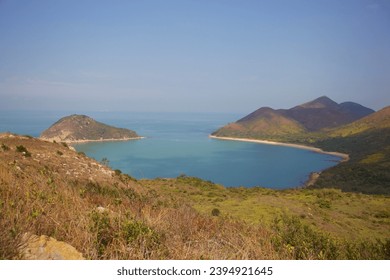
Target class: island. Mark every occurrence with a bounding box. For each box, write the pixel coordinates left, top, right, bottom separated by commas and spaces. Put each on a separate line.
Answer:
40, 114, 141, 143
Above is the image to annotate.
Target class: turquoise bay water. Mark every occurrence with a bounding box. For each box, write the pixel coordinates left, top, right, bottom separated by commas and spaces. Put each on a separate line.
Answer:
72, 112, 341, 189
1, 111, 341, 189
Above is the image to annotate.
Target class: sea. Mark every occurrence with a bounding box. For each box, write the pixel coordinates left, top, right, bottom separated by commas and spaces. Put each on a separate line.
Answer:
0, 110, 342, 189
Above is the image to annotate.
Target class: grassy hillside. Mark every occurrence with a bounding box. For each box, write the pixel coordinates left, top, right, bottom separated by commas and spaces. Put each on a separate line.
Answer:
311, 127, 390, 194
212, 108, 306, 140
299, 107, 390, 194
0, 134, 389, 259
326, 106, 390, 137
143, 176, 390, 241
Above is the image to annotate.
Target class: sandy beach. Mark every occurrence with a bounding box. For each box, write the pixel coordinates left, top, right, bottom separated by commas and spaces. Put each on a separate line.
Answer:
40, 136, 145, 144
209, 135, 349, 162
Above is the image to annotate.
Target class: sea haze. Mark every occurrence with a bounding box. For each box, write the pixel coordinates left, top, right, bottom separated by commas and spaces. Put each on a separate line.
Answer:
1, 111, 342, 189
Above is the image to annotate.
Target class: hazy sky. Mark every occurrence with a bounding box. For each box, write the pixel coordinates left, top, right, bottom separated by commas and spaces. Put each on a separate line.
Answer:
0, 0, 389, 113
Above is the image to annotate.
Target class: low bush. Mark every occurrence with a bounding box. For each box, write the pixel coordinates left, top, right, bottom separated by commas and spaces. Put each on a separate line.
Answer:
16, 145, 31, 157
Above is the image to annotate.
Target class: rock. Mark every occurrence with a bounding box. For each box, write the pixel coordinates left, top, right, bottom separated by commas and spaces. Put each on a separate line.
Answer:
18, 233, 84, 260
96, 206, 107, 213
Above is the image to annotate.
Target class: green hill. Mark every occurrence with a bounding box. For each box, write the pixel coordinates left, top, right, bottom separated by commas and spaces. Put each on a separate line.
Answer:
212, 107, 306, 140
40, 114, 140, 143
212, 96, 374, 141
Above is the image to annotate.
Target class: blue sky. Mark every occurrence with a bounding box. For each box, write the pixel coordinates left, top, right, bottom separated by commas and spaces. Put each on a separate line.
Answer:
0, 0, 389, 113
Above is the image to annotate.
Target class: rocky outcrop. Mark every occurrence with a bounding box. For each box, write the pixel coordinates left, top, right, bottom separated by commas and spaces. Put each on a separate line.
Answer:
18, 233, 84, 260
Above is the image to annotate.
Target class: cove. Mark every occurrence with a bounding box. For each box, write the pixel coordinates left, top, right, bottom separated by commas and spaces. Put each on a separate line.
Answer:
72, 112, 342, 189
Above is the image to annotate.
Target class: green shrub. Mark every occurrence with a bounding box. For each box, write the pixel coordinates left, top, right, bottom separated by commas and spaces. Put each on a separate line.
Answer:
1, 143, 10, 151
272, 213, 389, 259
122, 220, 153, 243
90, 211, 114, 258
16, 145, 31, 157
272, 214, 340, 259
101, 157, 110, 166
317, 198, 331, 209
121, 220, 162, 258
85, 182, 120, 198
211, 208, 220, 216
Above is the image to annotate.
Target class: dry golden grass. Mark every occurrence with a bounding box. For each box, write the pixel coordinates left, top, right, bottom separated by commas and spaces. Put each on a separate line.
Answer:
1, 134, 388, 259
0, 134, 284, 259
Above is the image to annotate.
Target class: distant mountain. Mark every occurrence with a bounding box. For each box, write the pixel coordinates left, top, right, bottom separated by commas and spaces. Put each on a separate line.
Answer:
339, 102, 376, 120
284, 96, 375, 131
217, 107, 306, 139
40, 114, 140, 143
212, 96, 374, 140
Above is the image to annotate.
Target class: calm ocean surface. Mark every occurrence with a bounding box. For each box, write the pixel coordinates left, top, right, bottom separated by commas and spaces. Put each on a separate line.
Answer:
0, 111, 341, 189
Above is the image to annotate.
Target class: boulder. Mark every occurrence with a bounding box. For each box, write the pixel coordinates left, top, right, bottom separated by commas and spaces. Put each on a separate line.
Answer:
19, 233, 84, 260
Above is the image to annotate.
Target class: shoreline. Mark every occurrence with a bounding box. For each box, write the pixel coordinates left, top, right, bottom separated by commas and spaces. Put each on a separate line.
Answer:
40, 136, 145, 144
209, 135, 349, 162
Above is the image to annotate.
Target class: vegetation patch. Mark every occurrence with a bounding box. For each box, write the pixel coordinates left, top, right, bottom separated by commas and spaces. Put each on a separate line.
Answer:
16, 145, 31, 157
360, 153, 385, 164
1, 143, 10, 151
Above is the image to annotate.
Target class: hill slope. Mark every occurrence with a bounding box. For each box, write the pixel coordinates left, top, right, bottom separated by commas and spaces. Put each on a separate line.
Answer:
311, 106, 390, 194
213, 107, 306, 139
40, 114, 140, 143
0, 133, 389, 259
212, 96, 374, 141
326, 106, 390, 137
